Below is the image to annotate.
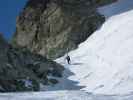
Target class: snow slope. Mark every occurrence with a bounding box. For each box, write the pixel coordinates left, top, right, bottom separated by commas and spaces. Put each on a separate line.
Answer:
56, 0, 133, 95
0, 0, 133, 99
1, 90, 133, 100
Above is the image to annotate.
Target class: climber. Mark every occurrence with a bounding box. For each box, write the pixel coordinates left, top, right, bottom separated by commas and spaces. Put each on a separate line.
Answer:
66, 54, 71, 64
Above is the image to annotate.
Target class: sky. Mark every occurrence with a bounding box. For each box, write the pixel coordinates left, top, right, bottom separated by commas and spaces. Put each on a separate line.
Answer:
0, 0, 27, 39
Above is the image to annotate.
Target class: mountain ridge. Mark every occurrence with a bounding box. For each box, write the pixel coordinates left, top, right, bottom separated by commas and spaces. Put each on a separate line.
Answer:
12, 0, 117, 59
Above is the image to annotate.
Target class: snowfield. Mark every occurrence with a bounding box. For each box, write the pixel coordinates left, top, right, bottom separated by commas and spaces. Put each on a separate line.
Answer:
1, 91, 133, 100
57, 0, 133, 95
1, 0, 133, 99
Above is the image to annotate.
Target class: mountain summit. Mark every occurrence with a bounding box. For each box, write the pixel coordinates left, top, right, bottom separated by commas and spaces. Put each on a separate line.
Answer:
12, 0, 110, 59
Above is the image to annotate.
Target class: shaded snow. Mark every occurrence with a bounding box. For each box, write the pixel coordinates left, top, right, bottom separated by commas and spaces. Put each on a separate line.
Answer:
41, 66, 84, 91
98, 0, 133, 18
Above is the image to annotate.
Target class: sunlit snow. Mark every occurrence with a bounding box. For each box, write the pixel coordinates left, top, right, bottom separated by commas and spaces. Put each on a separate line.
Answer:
57, 0, 133, 95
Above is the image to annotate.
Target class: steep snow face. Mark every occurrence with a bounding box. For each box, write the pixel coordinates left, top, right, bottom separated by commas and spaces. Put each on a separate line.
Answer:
57, 0, 133, 95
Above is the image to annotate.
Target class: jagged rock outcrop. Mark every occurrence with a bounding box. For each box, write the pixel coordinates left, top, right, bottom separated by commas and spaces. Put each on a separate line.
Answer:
0, 34, 64, 92
12, 0, 116, 59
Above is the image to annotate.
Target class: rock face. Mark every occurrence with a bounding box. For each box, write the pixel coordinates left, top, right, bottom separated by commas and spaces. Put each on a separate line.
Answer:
12, 0, 116, 59
0, 34, 64, 92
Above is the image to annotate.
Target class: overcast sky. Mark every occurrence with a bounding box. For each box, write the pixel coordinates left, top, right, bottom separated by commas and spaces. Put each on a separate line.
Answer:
0, 0, 27, 39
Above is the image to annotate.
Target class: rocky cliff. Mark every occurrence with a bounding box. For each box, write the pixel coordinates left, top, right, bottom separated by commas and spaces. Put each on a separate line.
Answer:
12, 0, 116, 59
0, 34, 64, 92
